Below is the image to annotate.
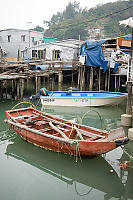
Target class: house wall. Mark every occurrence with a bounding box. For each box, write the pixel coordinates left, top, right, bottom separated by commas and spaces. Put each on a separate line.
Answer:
0, 29, 43, 58
22, 42, 79, 61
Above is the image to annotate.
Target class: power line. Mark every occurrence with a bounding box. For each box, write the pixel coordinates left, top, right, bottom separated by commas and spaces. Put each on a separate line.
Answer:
85, 4, 133, 23
47, 4, 133, 31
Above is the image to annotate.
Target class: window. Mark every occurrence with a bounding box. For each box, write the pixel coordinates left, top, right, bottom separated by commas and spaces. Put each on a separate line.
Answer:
52, 50, 61, 60
21, 35, 25, 42
32, 49, 46, 59
32, 37, 35, 43
32, 50, 38, 58
8, 35, 11, 42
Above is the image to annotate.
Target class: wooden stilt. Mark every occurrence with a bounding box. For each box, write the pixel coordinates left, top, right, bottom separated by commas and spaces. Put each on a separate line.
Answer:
58, 71, 63, 84
98, 68, 101, 91
105, 71, 108, 91
35, 76, 38, 94
20, 78, 24, 99
89, 67, 93, 91
11, 80, 15, 99
83, 66, 85, 90
118, 75, 120, 92
80, 67, 84, 91
38, 76, 40, 92
108, 67, 110, 91
78, 67, 81, 89
17, 79, 20, 99
71, 70, 74, 84
0, 81, 2, 99
115, 75, 117, 92
5, 80, 8, 99
86, 69, 89, 84
27, 77, 30, 90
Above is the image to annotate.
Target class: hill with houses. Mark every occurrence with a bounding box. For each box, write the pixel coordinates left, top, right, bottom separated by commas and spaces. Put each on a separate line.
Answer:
39, 0, 133, 40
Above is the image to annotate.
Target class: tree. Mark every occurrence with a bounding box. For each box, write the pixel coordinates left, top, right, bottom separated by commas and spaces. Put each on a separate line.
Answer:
33, 26, 44, 32
43, 0, 133, 40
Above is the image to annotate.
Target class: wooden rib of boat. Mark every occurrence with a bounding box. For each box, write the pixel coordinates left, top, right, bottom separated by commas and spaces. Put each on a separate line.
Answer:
5, 107, 129, 156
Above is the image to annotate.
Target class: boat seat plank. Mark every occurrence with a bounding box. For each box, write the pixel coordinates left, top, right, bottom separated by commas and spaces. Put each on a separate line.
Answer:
40, 128, 53, 132
32, 111, 105, 139
14, 115, 35, 120
55, 125, 69, 132
89, 136, 101, 141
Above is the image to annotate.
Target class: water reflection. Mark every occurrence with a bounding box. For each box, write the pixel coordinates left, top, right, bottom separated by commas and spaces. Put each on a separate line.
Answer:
120, 142, 133, 199
6, 136, 124, 199
41, 105, 125, 131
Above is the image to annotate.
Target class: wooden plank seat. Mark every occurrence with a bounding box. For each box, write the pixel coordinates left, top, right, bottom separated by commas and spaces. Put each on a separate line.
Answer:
14, 115, 34, 120
88, 136, 101, 141
40, 127, 53, 132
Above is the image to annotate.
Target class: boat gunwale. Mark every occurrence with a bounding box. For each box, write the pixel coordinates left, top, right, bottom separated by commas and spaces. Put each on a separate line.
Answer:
6, 107, 108, 134
7, 119, 108, 144
40, 96, 127, 99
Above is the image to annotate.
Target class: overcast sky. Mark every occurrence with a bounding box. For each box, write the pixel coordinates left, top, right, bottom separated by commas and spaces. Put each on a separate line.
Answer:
1, 0, 118, 30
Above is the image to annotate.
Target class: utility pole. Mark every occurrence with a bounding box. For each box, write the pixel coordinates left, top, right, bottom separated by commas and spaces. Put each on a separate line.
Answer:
120, 17, 133, 126
126, 28, 133, 115
27, 21, 32, 48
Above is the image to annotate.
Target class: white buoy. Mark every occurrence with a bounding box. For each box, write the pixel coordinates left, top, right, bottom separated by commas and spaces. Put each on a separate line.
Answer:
128, 128, 133, 140
109, 169, 114, 173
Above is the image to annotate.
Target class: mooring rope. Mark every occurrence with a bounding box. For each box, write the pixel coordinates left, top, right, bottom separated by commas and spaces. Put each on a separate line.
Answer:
121, 146, 133, 161
81, 109, 103, 129
11, 101, 36, 110
74, 181, 93, 196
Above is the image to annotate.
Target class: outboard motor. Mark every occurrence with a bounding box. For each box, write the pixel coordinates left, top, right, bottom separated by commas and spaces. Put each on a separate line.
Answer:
30, 92, 40, 102
40, 88, 49, 96
30, 88, 49, 102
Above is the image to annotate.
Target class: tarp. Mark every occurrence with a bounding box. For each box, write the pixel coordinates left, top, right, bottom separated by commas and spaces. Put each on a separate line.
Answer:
113, 63, 121, 73
119, 17, 133, 28
30, 65, 48, 71
85, 40, 108, 72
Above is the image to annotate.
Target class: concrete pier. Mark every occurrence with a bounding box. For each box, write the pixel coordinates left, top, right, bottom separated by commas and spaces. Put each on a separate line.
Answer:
128, 128, 133, 140
121, 114, 132, 127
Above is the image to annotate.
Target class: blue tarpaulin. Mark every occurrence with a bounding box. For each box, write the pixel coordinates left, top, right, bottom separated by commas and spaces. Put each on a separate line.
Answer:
30, 65, 48, 71
81, 40, 108, 72
113, 63, 121, 73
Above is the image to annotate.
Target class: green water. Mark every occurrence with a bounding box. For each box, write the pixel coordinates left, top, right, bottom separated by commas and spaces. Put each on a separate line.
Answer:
0, 94, 133, 199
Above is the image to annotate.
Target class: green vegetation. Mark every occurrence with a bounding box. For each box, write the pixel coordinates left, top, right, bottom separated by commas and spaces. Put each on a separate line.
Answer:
42, 0, 133, 40
33, 25, 44, 32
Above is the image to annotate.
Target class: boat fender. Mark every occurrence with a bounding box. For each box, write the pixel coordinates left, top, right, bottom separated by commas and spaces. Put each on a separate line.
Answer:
116, 138, 129, 147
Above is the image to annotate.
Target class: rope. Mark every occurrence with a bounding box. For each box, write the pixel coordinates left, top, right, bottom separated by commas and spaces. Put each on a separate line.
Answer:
74, 181, 93, 196
81, 109, 103, 129
63, 70, 78, 78
11, 101, 36, 110
68, 122, 74, 138
74, 141, 82, 163
121, 146, 133, 161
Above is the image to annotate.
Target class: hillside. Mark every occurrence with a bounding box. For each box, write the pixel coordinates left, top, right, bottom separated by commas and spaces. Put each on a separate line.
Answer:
42, 0, 133, 40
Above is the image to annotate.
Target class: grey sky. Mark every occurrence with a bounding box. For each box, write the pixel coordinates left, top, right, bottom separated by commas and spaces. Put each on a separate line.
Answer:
1, 0, 118, 29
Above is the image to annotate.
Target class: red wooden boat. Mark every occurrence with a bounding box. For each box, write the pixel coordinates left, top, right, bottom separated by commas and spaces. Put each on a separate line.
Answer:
5, 107, 129, 156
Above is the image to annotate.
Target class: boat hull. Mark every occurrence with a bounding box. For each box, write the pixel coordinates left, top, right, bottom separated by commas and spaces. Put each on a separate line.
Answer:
10, 122, 116, 156
40, 91, 127, 107
6, 107, 129, 156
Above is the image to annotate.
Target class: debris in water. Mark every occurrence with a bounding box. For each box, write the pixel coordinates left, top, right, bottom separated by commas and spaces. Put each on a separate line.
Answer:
109, 169, 114, 173
119, 161, 131, 169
